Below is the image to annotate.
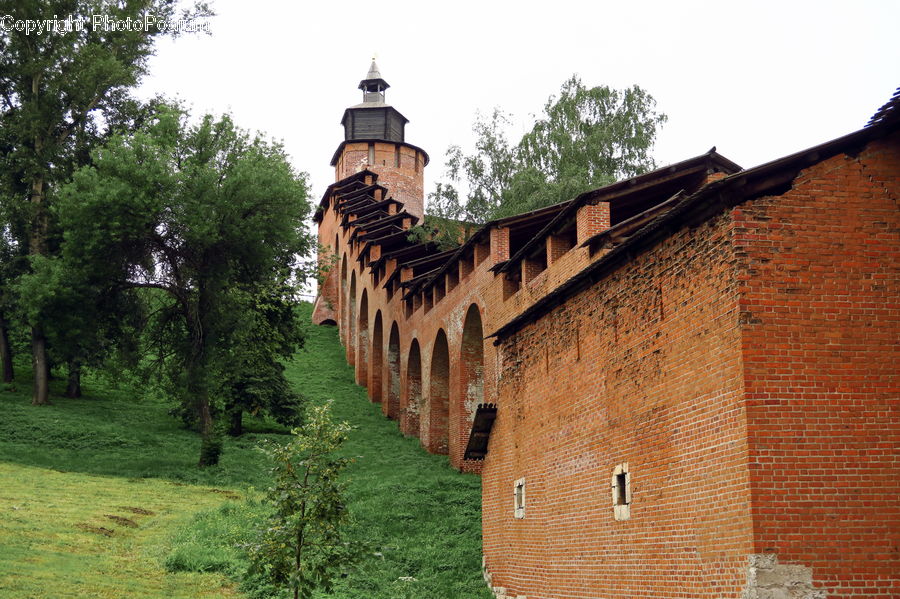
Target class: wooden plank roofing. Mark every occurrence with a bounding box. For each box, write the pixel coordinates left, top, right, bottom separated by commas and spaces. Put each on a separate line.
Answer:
488, 113, 900, 342
463, 403, 498, 461
494, 148, 741, 275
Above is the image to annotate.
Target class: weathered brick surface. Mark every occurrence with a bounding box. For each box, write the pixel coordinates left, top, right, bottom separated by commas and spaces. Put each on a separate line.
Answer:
484, 208, 754, 598
735, 135, 900, 598
479, 136, 900, 598
316, 114, 900, 597
334, 141, 425, 220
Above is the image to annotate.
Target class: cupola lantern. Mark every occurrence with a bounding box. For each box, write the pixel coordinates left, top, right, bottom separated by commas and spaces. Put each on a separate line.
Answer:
341, 60, 408, 143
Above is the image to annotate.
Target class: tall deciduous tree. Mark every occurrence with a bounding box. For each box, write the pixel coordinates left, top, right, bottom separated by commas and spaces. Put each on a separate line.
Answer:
58, 107, 312, 466
0, 0, 210, 404
419, 76, 667, 246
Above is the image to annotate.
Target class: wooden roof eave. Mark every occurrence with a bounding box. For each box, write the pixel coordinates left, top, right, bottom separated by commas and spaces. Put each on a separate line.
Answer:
488, 118, 900, 343
581, 191, 685, 251
338, 183, 388, 206
343, 209, 391, 228
400, 267, 442, 300
338, 195, 380, 217
315, 170, 377, 216
354, 211, 419, 235
357, 224, 404, 244
343, 197, 402, 220
495, 150, 741, 275
370, 241, 439, 274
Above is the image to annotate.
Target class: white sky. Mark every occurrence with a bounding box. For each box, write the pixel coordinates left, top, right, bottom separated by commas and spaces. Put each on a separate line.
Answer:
139, 0, 899, 204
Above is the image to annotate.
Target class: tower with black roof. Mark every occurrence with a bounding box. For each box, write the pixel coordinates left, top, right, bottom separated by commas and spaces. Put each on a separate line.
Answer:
331, 60, 429, 220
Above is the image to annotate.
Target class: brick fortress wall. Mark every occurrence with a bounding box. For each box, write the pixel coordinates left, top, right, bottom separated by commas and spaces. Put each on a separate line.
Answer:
313, 125, 900, 598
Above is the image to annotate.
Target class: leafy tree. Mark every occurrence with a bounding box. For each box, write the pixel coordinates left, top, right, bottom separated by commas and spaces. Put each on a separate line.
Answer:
219, 286, 305, 437
419, 76, 667, 246
249, 402, 358, 599
57, 107, 312, 465
14, 251, 143, 397
0, 0, 211, 404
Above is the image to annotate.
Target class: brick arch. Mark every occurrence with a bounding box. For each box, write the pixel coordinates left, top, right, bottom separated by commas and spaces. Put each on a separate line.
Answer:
356, 289, 369, 386
460, 303, 485, 417
370, 310, 383, 403
386, 322, 401, 420
347, 269, 356, 365
339, 254, 348, 346
427, 329, 450, 455
403, 338, 422, 437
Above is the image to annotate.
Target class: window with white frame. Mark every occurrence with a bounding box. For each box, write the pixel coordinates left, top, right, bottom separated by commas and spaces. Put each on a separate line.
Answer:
513, 477, 526, 519
612, 463, 631, 521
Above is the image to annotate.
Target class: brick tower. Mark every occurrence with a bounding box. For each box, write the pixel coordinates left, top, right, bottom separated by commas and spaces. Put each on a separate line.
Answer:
330, 60, 429, 220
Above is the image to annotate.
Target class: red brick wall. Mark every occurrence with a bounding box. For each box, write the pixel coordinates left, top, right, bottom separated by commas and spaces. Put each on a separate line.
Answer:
334, 141, 425, 220
735, 134, 900, 598
318, 129, 899, 598
482, 209, 754, 598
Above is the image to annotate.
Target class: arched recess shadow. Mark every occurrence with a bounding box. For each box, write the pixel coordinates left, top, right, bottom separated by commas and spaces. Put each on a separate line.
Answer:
387, 322, 401, 420
347, 270, 356, 365
403, 339, 422, 437
356, 289, 369, 387
370, 310, 383, 403
428, 329, 450, 455
460, 303, 485, 419
340, 254, 348, 346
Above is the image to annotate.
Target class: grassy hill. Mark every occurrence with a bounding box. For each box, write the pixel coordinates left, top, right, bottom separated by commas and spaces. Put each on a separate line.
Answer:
0, 304, 491, 598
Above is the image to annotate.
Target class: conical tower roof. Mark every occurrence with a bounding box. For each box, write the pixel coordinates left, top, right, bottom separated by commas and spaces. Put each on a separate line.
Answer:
359, 59, 390, 92
365, 59, 382, 81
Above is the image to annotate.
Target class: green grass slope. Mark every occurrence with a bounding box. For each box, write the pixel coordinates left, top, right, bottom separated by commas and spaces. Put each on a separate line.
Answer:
289, 306, 491, 599
0, 303, 491, 598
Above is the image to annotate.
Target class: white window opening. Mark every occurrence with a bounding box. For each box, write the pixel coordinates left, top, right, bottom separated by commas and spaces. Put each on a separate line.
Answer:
612, 463, 631, 521
513, 477, 526, 519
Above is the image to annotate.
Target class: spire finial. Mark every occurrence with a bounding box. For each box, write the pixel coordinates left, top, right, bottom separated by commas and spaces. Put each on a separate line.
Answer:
365, 58, 382, 82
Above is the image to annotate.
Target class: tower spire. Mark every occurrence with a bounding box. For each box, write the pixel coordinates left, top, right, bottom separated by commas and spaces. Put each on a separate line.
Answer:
359, 59, 390, 103
332, 62, 429, 220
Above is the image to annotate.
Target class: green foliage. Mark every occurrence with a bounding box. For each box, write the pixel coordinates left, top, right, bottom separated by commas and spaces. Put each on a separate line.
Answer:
0, 0, 212, 404
56, 105, 312, 465
249, 402, 358, 599
426, 76, 667, 246
1, 303, 492, 598
218, 286, 307, 436
285, 304, 492, 599
166, 500, 268, 576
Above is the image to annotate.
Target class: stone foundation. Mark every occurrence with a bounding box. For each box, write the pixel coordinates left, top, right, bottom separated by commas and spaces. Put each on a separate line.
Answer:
742, 554, 825, 599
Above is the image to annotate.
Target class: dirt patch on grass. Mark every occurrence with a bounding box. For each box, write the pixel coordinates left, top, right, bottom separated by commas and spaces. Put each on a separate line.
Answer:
76, 523, 115, 537
104, 514, 138, 528
207, 489, 240, 500
118, 506, 155, 515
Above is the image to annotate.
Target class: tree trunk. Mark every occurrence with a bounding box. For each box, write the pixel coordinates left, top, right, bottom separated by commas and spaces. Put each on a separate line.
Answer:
31, 327, 50, 405
29, 167, 51, 405
197, 392, 219, 467
0, 311, 13, 383
65, 359, 82, 398
188, 354, 219, 466
188, 313, 220, 466
228, 408, 243, 436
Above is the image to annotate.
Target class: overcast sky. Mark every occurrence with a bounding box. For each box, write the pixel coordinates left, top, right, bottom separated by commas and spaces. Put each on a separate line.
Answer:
138, 0, 899, 205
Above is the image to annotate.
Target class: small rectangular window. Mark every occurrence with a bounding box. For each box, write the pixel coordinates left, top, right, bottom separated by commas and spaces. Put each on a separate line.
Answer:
513, 477, 526, 519
612, 463, 631, 521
